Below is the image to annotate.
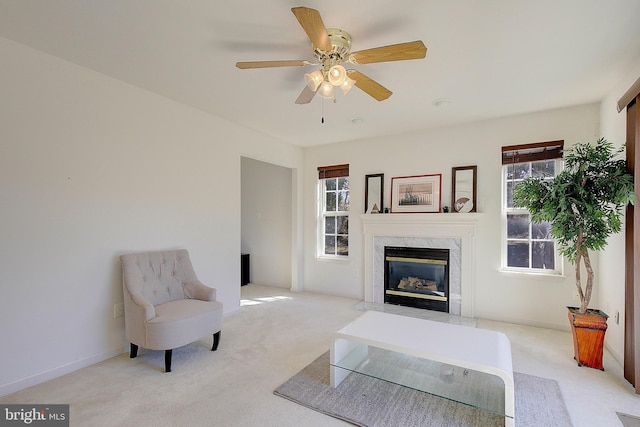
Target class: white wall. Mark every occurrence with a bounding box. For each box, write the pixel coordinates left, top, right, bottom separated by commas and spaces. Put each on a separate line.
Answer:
598, 53, 640, 364
303, 103, 600, 330
0, 37, 302, 396
241, 157, 292, 288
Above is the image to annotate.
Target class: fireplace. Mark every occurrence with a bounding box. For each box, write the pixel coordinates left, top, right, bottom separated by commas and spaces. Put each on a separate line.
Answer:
361, 213, 481, 317
384, 246, 450, 312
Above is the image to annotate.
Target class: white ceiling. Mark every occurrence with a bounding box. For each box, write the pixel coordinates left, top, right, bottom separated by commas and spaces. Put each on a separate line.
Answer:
1, 1, 639, 147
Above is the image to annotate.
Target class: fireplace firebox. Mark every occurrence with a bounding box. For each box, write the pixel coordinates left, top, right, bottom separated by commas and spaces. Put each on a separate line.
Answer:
384, 246, 450, 312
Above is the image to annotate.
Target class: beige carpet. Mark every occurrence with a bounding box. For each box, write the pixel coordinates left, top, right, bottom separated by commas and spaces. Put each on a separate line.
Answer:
1, 285, 639, 426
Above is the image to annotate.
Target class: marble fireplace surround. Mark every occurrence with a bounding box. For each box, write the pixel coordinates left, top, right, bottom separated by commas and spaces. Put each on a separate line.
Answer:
361, 214, 481, 318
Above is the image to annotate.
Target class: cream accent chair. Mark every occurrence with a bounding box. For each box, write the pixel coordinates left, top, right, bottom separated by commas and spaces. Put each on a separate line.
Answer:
120, 249, 223, 372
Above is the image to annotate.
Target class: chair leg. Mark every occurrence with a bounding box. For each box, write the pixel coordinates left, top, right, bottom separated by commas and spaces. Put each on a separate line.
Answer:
212, 331, 221, 351
165, 349, 172, 373
130, 343, 138, 358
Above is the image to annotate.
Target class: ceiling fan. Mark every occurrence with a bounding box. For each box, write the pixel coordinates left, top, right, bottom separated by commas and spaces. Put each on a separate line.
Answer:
235, 6, 427, 104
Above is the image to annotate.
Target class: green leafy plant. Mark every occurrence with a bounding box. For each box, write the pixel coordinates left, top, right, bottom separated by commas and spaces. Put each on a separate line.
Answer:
513, 138, 635, 314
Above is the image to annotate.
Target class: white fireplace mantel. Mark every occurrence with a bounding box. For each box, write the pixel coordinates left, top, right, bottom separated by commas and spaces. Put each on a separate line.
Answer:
361, 213, 482, 318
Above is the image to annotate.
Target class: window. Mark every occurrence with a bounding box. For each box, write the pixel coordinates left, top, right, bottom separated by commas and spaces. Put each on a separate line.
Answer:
502, 141, 563, 273
318, 164, 349, 257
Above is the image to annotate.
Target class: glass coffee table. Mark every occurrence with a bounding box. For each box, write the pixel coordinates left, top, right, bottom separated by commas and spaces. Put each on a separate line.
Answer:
330, 310, 514, 426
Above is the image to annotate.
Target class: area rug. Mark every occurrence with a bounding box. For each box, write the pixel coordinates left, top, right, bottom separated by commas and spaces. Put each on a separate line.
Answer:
274, 351, 573, 427
618, 412, 640, 427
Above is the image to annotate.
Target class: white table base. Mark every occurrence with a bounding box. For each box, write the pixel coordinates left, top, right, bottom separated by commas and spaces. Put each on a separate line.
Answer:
330, 310, 514, 427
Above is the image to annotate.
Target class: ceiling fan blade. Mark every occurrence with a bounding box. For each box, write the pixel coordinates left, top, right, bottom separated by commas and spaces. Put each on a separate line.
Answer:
291, 7, 332, 51
295, 85, 317, 104
236, 60, 310, 69
348, 70, 392, 101
349, 41, 427, 64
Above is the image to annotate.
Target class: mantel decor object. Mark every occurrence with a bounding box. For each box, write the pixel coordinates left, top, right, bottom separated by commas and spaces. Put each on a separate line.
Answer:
452, 166, 477, 213
365, 173, 384, 214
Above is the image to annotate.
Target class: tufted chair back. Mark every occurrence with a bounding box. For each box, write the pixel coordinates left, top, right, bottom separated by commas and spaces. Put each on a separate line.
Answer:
119, 249, 223, 372
121, 249, 197, 306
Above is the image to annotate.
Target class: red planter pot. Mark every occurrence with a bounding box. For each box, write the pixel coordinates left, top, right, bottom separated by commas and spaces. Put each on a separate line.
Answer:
567, 306, 609, 370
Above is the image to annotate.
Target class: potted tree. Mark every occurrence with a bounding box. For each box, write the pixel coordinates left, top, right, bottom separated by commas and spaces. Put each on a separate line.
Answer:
513, 138, 634, 369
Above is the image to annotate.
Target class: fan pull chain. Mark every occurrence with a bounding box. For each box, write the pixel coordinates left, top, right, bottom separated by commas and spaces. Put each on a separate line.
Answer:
321, 97, 325, 124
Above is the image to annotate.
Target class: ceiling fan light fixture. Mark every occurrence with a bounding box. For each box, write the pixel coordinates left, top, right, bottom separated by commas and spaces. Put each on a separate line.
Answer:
236, 7, 427, 105
340, 76, 356, 94
318, 80, 335, 99
304, 69, 324, 91
328, 64, 347, 86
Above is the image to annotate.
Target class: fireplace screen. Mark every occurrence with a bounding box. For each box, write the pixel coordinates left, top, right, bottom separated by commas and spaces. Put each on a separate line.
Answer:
384, 246, 449, 312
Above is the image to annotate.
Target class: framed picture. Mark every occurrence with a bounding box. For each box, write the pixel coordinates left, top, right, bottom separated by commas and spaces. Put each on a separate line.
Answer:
391, 174, 442, 213
451, 166, 477, 213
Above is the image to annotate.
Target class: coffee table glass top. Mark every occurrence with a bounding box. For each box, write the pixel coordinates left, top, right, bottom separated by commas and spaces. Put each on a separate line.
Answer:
331, 343, 507, 417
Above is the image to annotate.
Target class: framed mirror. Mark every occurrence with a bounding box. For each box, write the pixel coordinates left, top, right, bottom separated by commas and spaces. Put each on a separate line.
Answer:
451, 166, 477, 213
365, 173, 384, 213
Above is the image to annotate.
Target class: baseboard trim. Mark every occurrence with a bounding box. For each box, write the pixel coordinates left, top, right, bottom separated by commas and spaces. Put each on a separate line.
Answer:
605, 342, 624, 367
2, 308, 241, 398
477, 314, 571, 332
0, 347, 126, 398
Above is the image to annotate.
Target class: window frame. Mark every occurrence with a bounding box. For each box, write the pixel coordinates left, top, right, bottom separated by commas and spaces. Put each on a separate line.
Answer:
501, 142, 564, 275
317, 165, 350, 259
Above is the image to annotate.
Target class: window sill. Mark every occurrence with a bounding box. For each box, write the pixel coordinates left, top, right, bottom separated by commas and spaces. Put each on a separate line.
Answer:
317, 255, 350, 262
499, 268, 566, 279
